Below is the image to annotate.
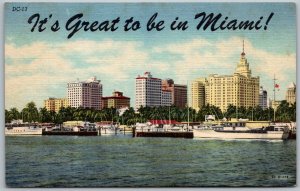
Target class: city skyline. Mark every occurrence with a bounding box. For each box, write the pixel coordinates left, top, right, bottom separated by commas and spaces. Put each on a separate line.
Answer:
5, 3, 296, 110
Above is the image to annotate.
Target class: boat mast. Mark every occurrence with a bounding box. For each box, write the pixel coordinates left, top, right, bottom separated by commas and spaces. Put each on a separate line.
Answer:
273, 74, 277, 122
169, 106, 171, 125
187, 81, 190, 128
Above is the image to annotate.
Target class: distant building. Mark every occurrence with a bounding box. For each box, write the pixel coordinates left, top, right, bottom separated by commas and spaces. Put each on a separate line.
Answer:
44, 98, 55, 112
135, 72, 162, 109
259, 86, 268, 110
270, 99, 282, 111
286, 82, 296, 105
44, 98, 68, 112
191, 78, 206, 111
161, 89, 172, 106
162, 79, 187, 108
67, 76, 102, 110
191, 41, 260, 112
102, 91, 130, 109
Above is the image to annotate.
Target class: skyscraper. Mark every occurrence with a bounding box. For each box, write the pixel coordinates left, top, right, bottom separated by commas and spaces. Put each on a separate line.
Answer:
161, 89, 172, 106
259, 86, 268, 110
135, 72, 162, 109
191, 41, 260, 112
191, 78, 206, 111
162, 79, 187, 108
286, 82, 296, 105
67, 76, 102, 110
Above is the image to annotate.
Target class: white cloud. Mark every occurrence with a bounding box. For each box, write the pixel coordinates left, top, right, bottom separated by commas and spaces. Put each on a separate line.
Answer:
150, 37, 296, 98
5, 37, 296, 110
5, 39, 150, 110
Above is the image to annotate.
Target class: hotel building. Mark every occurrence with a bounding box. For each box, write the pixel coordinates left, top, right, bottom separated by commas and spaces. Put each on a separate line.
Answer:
67, 76, 102, 110
286, 82, 296, 105
162, 79, 187, 108
102, 91, 130, 109
259, 86, 268, 110
191, 78, 206, 111
191, 42, 260, 112
135, 72, 162, 109
161, 89, 172, 106
44, 98, 69, 112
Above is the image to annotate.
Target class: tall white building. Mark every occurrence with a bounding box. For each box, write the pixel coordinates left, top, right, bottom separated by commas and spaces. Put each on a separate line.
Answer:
259, 86, 268, 110
67, 76, 102, 110
191, 78, 206, 111
286, 82, 296, 105
135, 72, 162, 109
191, 41, 260, 112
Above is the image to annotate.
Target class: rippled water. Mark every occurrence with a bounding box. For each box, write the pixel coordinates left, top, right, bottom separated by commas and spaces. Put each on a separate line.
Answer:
6, 136, 296, 187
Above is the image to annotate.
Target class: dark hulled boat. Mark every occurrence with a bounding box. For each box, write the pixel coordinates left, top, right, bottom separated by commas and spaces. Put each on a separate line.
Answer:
43, 123, 98, 136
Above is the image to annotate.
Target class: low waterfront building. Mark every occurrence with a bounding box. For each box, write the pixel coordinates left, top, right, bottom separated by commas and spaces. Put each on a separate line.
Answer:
102, 91, 130, 109
44, 97, 68, 112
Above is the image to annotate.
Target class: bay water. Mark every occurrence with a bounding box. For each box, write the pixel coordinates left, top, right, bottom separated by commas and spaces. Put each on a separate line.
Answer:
5, 135, 296, 187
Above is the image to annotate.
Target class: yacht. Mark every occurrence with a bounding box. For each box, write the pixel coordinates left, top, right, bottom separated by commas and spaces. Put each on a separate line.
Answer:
99, 124, 121, 135
193, 121, 289, 140
5, 123, 43, 135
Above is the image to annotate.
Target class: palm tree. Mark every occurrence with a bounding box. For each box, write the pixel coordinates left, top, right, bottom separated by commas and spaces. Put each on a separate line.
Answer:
290, 102, 296, 121
276, 100, 293, 122
8, 107, 20, 121
57, 106, 74, 122
22, 102, 39, 122
39, 107, 51, 122
5, 109, 11, 123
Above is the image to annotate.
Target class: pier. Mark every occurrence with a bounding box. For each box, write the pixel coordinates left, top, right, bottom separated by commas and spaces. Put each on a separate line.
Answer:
132, 127, 193, 138
134, 131, 193, 138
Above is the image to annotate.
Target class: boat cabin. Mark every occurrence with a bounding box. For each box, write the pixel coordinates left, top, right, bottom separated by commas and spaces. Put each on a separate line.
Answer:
263, 125, 289, 132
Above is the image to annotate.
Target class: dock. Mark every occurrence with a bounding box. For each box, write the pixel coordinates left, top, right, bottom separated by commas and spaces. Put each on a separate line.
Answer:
133, 128, 193, 138
288, 130, 296, 139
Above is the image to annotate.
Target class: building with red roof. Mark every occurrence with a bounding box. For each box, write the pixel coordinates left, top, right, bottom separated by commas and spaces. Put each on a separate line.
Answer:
102, 91, 130, 109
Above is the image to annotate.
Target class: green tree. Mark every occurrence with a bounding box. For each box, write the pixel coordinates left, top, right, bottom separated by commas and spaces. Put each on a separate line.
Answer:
22, 102, 39, 122
275, 100, 295, 122
5, 109, 11, 123
39, 107, 51, 122
8, 107, 20, 121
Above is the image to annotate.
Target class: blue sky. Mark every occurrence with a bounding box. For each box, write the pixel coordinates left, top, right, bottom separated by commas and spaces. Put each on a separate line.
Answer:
5, 3, 296, 110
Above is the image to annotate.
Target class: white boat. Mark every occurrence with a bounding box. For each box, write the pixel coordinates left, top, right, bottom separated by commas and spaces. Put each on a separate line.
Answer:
5, 124, 43, 135
193, 122, 289, 140
99, 124, 121, 135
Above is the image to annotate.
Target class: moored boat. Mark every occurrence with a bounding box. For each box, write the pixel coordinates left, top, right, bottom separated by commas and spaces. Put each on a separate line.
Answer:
5, 123, 43, 135
193, 122, 289, 140
99, 125, 121, 135
42, 121, 98, 136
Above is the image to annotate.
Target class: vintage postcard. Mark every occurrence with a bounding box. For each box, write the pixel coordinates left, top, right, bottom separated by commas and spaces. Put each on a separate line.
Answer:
4, 2, 296, 187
